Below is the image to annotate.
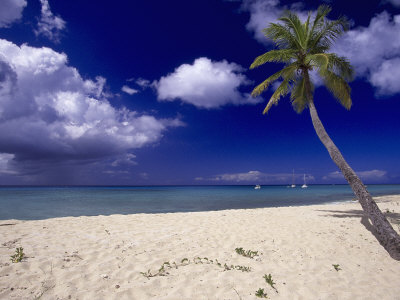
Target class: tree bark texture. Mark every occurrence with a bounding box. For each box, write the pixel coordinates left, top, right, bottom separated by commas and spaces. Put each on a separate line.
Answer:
308, 100, 400, 260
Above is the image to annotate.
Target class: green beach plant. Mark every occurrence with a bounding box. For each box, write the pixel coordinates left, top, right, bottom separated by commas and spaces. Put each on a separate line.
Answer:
181, 258, 189, 264
255, 288, 268, 298
216, 258, 222, 267
263, 274, 278, 293
250, 4, 400, 260
235, 265, 251, 272
140, 255, 252, 279
235, 247, 259, 258
10, 247, 25, 263
223, 263, 252, 272
332, 264, 341, 271
224, 263, 233, 271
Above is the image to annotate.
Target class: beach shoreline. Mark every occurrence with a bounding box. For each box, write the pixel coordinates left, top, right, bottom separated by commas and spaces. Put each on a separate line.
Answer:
1, 195, 399, 299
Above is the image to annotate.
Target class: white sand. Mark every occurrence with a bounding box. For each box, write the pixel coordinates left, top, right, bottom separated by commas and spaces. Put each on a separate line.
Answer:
1, 195, 400, 300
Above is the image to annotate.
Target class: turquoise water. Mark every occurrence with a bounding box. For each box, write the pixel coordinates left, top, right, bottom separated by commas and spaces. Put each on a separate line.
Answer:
1, 185, 399, 220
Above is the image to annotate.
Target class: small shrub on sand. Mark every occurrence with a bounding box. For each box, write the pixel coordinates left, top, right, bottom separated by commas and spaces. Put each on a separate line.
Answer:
332, 264, 341, 271
10, 247, 25, 263
263, 274, 278, 293
255, 288, 268, 298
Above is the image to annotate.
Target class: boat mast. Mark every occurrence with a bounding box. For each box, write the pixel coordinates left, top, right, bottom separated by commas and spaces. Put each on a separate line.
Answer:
291, 169, 296, 187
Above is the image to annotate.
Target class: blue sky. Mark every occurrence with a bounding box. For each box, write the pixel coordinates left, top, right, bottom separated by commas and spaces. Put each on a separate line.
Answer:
0, 0, 399, 185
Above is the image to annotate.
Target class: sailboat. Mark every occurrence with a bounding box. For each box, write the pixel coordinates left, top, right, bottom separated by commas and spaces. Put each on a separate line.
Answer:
254, 184, 261, 190
291, 169, 296, 188
302, 174, 308, 188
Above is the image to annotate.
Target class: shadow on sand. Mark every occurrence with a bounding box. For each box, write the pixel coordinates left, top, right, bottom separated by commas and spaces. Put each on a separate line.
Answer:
316, 209, 400, 247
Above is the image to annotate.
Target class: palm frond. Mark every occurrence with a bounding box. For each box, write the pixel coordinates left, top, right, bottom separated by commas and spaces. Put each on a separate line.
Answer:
263, 78, 292, 114
250, 49, 297, 69
310, 5, 331, 35
307, 53, 354, 81
306, 53, 330, 71
251, 63, 297, 97
325, 53, 354, 81
263, 23, 300, 50
319, 69, 352, 109
290, 76, 310, 113
309, 16, 350, 50
309, 45, 330, 54
279, 11, 307, 49
303, 12, 312, 48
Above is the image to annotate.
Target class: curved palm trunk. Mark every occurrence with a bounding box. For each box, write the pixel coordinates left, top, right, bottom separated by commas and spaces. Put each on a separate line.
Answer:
308, 100, 400, 260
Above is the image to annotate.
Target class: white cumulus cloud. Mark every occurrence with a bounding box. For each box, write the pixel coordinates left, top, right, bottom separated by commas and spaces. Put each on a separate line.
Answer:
0, 0, 27, 28
156, 57, 261, 108
0, 38, 182, 180
322, 11, 400, 96
333, 12, 400, 95
121, 85, 138, 95
35, 0, 66, 43
369, 57, 400, 95
135, 78, 152, 88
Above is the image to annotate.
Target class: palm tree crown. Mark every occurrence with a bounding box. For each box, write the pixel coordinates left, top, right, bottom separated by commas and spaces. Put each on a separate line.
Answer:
250, 5, 354, 114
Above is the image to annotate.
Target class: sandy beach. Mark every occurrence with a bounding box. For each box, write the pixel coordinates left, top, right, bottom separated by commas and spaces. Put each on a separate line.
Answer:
1, 195, 400, 300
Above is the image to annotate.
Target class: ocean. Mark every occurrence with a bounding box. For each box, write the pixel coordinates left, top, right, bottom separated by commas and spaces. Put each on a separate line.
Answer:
1, 185, 399, 220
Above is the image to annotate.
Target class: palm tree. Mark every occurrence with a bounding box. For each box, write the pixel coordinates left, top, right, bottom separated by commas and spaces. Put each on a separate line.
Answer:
250, 5, 400, 260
